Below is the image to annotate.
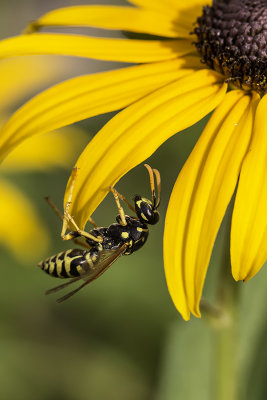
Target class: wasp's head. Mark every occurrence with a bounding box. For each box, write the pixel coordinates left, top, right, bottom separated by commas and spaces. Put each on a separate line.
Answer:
134, 195, 160, 225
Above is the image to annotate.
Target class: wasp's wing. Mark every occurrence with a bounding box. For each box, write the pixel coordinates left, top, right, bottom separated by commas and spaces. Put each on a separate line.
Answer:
45, 243, 128, 302
45, 276, 82, 295
44, 249, 124, 296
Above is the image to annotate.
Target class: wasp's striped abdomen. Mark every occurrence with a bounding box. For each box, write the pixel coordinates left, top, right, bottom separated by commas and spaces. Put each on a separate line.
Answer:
38, 248, 99, 278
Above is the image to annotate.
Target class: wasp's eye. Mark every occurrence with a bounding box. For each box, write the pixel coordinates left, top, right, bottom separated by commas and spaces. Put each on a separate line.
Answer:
134, 196, 159, 225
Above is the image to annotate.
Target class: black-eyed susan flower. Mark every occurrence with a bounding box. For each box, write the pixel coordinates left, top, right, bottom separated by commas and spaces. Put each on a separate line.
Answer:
0, 0, 266, 320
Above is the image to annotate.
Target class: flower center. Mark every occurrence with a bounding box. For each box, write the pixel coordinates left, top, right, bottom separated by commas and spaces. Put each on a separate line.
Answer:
193, 0, 267, 95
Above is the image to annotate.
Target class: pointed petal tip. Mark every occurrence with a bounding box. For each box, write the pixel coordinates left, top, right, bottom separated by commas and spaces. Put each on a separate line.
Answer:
179, 308, 201, 321
192, 309, 201, 319
242, 273, 253, 283
232, 272, 240, 282
232, 270, 251, 282
176, 305, 202, 321
172, 299, 191, 321
181, 311, 191, 321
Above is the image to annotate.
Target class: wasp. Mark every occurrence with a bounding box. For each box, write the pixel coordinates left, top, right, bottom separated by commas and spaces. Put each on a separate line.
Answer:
38, 164, 161, 302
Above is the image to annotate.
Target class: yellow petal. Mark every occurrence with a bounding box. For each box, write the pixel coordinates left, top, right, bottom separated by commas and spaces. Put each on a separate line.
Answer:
0, 178, 49, 260
128, 0, 209, 14
65, 69, 226, 229
0, 58, 201, 161
1, 126, 88, 171
0, 33, 191, 62
231, 95, 267, 281
164, 91, 259, 320
0, 56, 64, 112
26, 6, 189, 39
127, 1, 211, 34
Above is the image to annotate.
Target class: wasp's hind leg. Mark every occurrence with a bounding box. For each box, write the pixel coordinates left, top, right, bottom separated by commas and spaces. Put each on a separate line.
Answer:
44, 197, 91, 250
61, 167, 102, 243
87, 216, 97, 229
45, 196, 64, 221
45, 194, 97, 232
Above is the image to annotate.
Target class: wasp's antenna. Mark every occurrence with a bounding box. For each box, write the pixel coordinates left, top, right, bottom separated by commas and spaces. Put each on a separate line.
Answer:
152, 168, 161, 208
144, 164, 160, 208
144, 164, 156, 206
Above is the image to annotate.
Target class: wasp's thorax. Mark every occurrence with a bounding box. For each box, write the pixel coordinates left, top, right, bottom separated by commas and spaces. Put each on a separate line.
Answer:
193, 0, 267, 95
133, 195, 160, 225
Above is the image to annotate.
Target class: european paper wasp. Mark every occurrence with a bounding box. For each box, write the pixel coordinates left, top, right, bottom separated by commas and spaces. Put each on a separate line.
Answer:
38, 164, 161, 302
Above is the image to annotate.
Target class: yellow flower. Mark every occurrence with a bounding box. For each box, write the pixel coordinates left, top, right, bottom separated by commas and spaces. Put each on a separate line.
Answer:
0, 0, 266, 319
0, 57, 88, 261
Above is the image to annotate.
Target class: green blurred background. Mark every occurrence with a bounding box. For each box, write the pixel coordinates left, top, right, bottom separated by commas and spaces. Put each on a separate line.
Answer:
0, 1, 267, 399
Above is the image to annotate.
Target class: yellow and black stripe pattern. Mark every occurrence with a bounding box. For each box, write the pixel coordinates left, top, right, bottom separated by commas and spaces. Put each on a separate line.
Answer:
38, 248, 99, 278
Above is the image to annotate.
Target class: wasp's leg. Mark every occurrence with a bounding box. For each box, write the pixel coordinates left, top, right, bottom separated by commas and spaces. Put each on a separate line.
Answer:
88, 216, 97, 228
45, 196, 64, 221
112, 189, 136, 213
45, 197, 91, 249
46, 196, 97, 228
62, 213, 103, 243
110, 187, 127, 226
61, 167, 102, 243
61, 167, 78, 239
59, 172, 97, 229
62, 231, 92, 249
